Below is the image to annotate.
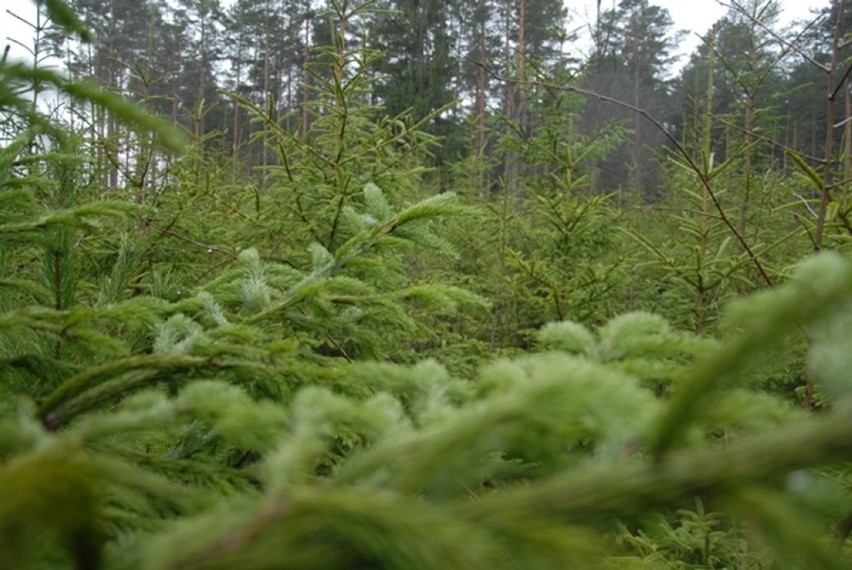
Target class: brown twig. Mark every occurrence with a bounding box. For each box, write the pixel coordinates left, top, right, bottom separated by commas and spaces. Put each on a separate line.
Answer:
473, 60, 774, 287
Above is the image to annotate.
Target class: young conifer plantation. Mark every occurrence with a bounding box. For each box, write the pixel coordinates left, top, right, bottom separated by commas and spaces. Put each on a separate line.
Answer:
1, 0, 851, 568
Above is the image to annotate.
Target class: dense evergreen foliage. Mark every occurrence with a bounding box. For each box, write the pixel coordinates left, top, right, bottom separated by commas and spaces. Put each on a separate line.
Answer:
2, 0, 852, 568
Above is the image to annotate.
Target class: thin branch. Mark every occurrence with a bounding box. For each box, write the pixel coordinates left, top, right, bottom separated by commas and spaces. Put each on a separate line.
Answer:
830, 60, 852, 101
135, 215, 238, 259
716, 117, 825, 165
474, 61, 773, 287
793, 194, 819, 217
641, 205, 724, 220
5, 9, 39, 32
827, 174, 852, 190
793, 212, 818, 248
716, 0, 830, 73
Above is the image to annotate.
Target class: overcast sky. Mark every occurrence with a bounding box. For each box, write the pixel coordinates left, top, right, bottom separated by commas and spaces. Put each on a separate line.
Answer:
1, 0, 828, 65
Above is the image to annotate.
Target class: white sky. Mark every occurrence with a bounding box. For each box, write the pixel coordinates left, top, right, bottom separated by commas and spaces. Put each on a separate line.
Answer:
0, 0, 828, 65
566, 0, 824, 64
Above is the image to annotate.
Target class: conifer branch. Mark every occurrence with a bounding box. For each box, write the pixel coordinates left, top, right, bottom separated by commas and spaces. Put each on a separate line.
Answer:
463, 403, 852, 523
135, 215, 238, 259
717, 0, 829, 73
245, 193, 459, 325
717, 116, 826, 166
39, 354, 213, 429
474, 61, 774, 287
151, 406, 852, 568
650, 253, 852, 454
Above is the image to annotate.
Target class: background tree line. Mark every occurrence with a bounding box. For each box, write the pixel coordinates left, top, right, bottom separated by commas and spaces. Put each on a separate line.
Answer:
23, 1, 843, 196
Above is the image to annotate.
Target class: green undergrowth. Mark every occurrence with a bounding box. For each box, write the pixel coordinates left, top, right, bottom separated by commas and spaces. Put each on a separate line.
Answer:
2, 2, 852, 568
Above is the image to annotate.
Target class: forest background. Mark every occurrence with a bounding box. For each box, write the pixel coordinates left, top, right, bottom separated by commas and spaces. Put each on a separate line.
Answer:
1, 0, 852, 568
